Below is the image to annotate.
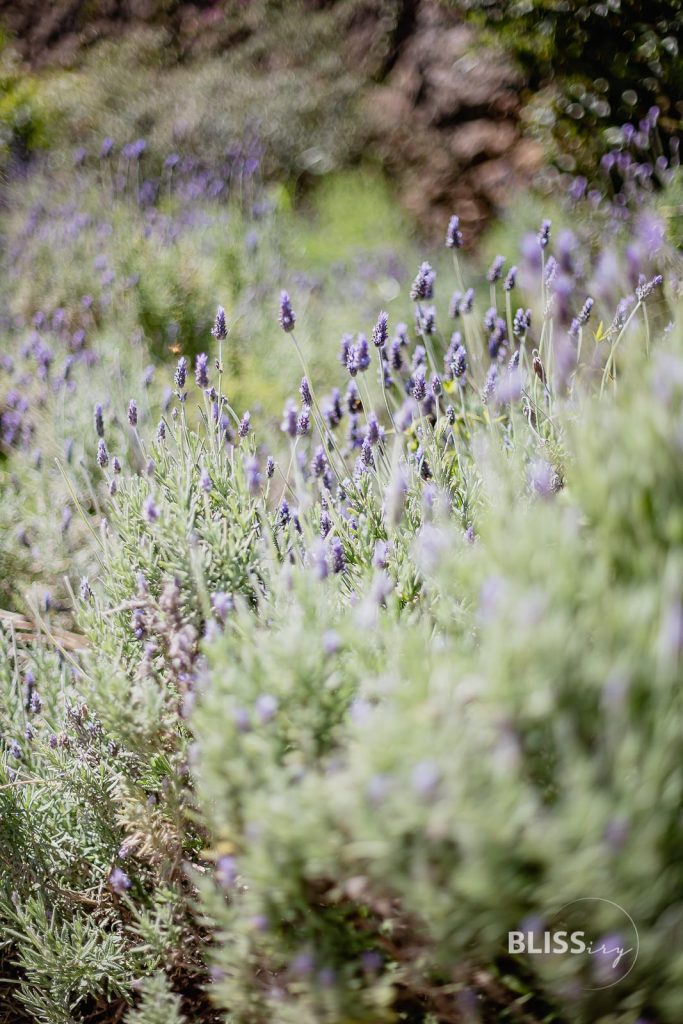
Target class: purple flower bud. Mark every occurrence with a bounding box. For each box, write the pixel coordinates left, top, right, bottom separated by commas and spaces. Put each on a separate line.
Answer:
513, 308, 531, 337
330, 536, 345, 574
96, 439, 109, 468
245, 456, 261, 493
9, 739, 22, 759
487, 255, 505, 283
412, 371, 427, 403
538, 219, 551, 249
504, 265, 517, 292
445, 214, 463, 249
156, 420, 166, 443
372, 311, 389, 348
211, 306, 227, 340
174, 356, 187, 390
266, 455, 275, 479
195, 352, 209, 388
200, 468, 212, 492
127, 399, 138, 427
578, 296, 594, 325
297, 406, 310, 436
278, 291, 296, 332
299, 376, 313, 406
410, 261, 435, 301
431, 374, 442, 397
238, 411, 251, 438
278, 499, 290, 527
94, 403, 104, 438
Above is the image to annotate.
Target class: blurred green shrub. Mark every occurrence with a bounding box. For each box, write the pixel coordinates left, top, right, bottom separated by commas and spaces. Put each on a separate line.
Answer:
459, 0, 683, 172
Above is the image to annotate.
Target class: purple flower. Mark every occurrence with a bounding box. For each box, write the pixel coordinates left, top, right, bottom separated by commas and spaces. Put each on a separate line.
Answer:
281, 400, 298, 438
100, 137, 114, 159
127, 399, 138, 427
109, 867, 131, 894
156, 421, 166, 443
195, 353, 209, 388
143, 496, 158, 523
513, 308, 531, 337
278, 291, 296, 332
211, 591, 234, 622
200, 468, 213, 493
431, 374, 442, 397
410, 261, 435, 301
238, 411, 251, 438
445, 214, 463, 249
578, 296, 594, 325
80, 577, 94, 601
255, 693, 278, 723
240, 454, 260, 493
372, 311, 389, 348
94, 403, 104, 438
9, 739, 22, 760
297, 406, 310, 436
299, 376, 313, 406
174, 356, 187, 391
330, 536, 345, 574
96, 439, 109, 468
412, 371, 427, 403
216, 855, 237, 888
504, 265, 517, 292
266, 456, 275, 479
211, 306, 227, 341
487, 255, 505, 283
538, 219, 552, 249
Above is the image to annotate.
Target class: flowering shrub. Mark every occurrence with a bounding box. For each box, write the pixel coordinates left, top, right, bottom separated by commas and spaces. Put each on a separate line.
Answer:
2, 189, 681, 1024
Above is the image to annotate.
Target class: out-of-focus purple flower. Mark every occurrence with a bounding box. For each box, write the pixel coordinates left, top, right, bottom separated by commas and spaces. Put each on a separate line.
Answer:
244, 455, 261, 493
127, 399, 138, 427
195, 353, 209, 388
94, 403, 104, 438
9, 739, 22, 759
216, 855, 237, 888
100, 137, 114, 159
445, 214, 463, 249
278, 291, 296, 332
330, 536, 345, 574
487, 255, 505, 283
109, 867, 131, 894
281, 400, 298, 438
200, 468, 213, 493
538, 219, 551, 249
211, 591, 234, 622
504, 265, 517, 291
96, 439, 109, 468
255, 693, 278, 723
143, 496, 158, 523
513, 308, 531, 337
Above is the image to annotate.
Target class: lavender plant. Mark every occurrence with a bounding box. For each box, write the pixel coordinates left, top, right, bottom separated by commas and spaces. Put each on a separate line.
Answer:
1, 199, 681, 1024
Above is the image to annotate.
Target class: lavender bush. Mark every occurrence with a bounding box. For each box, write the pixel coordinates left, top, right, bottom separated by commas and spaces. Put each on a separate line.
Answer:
2, 190, 681, 1024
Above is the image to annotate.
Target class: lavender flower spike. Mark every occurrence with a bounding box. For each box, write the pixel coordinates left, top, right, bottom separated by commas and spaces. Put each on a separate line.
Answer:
94, 403, 104, 438
211, 305, 227, 340
446, 215, 463, 249
278, 291, 296, 333
195, 352, 209, 388
174, 356, 187, 390
127, 399, 138, 427
410, 262, 435, 301
372, 311, 389, 348
96, 439, 109, 468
